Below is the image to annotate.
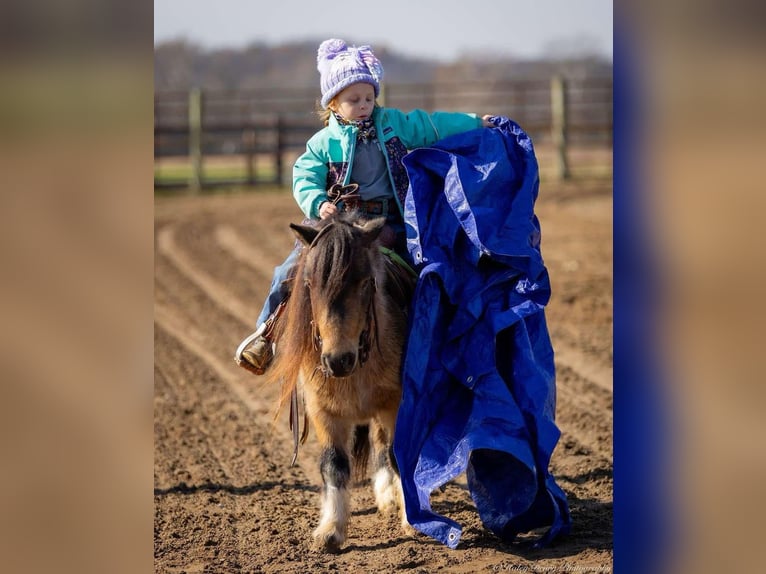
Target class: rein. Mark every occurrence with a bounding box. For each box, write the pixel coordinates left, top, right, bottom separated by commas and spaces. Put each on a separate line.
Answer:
357, 277, 379, 365
326, 183, 361, 211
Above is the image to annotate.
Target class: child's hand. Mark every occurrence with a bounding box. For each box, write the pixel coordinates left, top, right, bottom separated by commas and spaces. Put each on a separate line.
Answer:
319, 201, 338, 219
481, 115, 494, 127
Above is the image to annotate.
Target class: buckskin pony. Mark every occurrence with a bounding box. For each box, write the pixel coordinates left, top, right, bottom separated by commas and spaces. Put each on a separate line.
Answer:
266, 211, 416, 553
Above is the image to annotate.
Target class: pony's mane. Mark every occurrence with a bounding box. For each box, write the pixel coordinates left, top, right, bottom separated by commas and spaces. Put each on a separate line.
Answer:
311, 218, 365, 303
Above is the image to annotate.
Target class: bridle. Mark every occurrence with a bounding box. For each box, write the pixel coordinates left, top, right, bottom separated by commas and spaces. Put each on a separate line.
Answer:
357, 276, 379, 366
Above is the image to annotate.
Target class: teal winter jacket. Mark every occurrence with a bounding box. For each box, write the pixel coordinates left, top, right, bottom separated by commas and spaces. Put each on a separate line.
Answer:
292, 106, 483, 219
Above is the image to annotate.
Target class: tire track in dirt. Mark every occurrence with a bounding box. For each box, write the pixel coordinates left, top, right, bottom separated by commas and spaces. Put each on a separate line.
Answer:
153, 297, 323, 487
154, 325, 320, 572
214, 224, 275, 284
556, 366, 613, 472
153, 247, 249, 364
154, 303, 264, 415
554, 346, 612, 393
157, 225, 254, 324
154, 328, 251, 573
155, 216, 324, 487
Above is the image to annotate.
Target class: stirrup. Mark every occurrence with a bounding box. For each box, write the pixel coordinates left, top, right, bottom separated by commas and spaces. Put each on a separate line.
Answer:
233, 300, 287, 375
234, 325, 270, 375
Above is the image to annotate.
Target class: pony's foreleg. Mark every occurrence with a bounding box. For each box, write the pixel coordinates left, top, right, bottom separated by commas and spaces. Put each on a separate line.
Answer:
312, 420, 352, 553
371, 416, 415, 536
370, 421, 398, 515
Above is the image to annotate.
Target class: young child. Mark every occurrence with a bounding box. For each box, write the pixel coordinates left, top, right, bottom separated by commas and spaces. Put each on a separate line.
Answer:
235, 38, 493, 375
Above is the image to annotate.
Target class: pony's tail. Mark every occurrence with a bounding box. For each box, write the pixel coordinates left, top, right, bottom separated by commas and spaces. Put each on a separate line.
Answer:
351, 424, 371, 484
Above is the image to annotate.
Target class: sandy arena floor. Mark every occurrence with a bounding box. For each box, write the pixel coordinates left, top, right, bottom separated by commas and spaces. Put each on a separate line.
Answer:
154, 180, 613, 573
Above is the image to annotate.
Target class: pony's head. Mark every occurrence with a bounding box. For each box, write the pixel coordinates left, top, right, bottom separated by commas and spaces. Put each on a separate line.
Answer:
290, 213, 385, 378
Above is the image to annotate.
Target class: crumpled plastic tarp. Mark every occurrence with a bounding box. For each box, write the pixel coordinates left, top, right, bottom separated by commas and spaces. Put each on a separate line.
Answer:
393, 116, 571, 549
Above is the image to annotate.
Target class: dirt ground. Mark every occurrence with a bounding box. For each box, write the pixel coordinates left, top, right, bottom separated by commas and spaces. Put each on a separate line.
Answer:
154, 179, 613, 573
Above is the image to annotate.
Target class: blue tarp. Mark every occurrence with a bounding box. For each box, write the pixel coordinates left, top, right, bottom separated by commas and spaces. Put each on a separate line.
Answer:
393, 116, 571, 549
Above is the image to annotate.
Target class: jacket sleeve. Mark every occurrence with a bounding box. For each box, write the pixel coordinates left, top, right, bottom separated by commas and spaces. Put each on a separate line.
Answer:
292, 138, 329, 219
384, 108, 483, 149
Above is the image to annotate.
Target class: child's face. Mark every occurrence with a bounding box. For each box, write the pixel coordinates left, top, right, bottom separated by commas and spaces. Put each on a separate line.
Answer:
330, 83, 375, 121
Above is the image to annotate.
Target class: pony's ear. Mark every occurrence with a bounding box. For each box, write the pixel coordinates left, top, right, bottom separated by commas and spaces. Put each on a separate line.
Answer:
355, 217, 386, 247
290, 222, 320, 246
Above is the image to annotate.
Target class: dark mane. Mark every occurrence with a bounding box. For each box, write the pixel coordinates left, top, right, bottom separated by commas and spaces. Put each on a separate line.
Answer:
309, 215, 368, 303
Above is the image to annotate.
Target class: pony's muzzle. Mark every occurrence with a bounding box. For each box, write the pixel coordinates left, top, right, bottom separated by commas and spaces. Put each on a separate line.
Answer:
321, 351, 357, 378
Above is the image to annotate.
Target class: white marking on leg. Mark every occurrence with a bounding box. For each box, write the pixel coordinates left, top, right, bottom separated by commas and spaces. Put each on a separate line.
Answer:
374, 467, 397, 515
313, 485, 349, 550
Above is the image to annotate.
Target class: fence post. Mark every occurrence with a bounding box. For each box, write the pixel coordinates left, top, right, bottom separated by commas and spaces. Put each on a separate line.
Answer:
274, 115, 285, 187
244, 127, 256, 186
550, 75, 570, 181
425, 83, 435, 112
188, 88, 203, 192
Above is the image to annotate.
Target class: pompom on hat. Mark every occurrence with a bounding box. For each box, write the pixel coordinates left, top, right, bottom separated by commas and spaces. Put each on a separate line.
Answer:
317, 39, 383, 109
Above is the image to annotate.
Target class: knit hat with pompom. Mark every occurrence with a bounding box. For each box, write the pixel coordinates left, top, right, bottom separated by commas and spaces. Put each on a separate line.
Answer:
317, 39, 383, 109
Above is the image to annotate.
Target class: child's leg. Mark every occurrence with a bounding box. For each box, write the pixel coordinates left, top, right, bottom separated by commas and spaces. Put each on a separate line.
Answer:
255, 245, 301, 326
235, 245, 301, 374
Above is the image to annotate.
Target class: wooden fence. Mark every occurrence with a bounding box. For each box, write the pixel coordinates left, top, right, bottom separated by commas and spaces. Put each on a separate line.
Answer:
154, 77, 612, 190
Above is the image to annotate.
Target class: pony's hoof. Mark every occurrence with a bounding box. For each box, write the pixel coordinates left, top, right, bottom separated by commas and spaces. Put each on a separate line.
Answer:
376, 499, 397, 516
374, 484, 398, 516
312, 526, 345, 554
401, 521, 417, 537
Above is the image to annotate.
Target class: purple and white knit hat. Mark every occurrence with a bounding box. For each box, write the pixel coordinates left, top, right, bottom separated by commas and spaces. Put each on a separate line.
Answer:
317, 38, 384, 109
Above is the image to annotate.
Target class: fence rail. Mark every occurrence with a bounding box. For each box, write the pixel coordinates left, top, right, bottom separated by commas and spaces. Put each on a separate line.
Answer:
154, 77, 612, 190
